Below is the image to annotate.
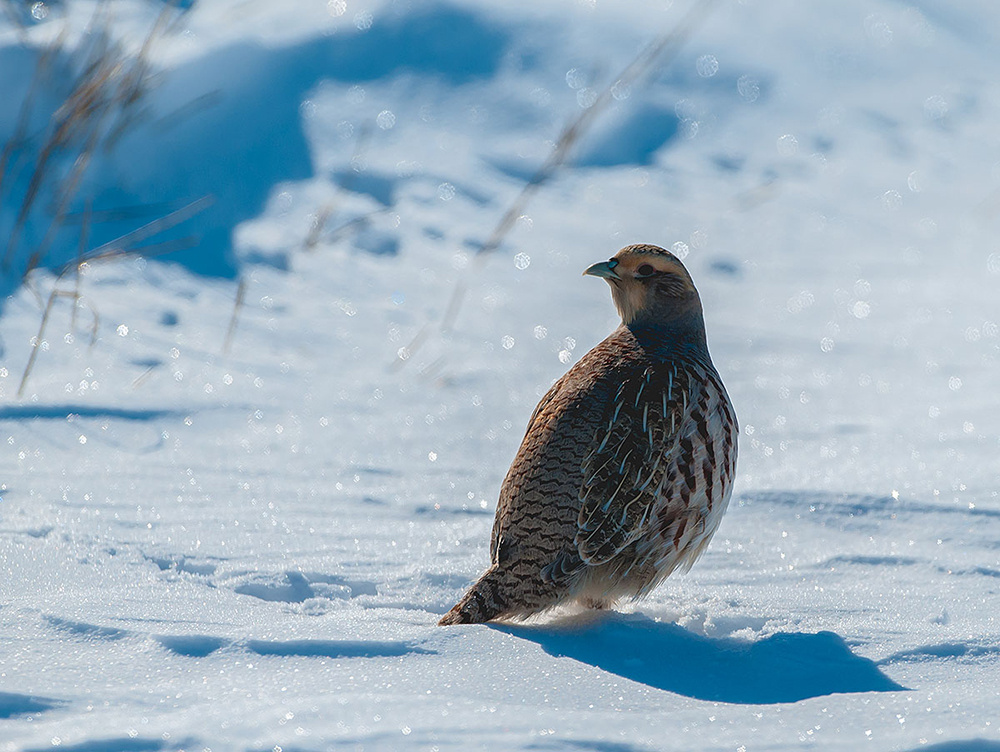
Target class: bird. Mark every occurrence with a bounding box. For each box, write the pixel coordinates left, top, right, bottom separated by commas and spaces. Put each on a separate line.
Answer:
439, 243, 738, 625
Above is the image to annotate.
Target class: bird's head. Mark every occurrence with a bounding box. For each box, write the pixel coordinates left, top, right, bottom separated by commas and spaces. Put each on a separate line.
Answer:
584, 244, 702, 329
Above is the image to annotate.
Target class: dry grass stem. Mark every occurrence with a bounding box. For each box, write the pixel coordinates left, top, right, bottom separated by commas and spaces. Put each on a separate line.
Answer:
83, 195, 213, 261
3, 2, 185, 276
17, 195, 210, 398
222, 277, 248, 356
304, 122, 373, 251
5, 3, 211, 398
70, 200, 92, 334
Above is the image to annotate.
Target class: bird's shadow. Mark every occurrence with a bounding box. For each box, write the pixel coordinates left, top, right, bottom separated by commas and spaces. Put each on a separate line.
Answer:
492, 612, 905, 704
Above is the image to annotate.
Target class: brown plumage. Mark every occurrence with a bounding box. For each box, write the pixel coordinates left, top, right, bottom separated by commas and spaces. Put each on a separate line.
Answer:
439, 243, 738, 625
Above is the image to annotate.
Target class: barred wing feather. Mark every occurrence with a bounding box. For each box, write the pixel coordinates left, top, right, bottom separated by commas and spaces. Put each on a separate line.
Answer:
575, 363, 692, 565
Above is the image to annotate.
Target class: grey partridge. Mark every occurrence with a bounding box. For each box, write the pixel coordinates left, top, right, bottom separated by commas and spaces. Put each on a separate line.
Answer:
439, 243, 738, 625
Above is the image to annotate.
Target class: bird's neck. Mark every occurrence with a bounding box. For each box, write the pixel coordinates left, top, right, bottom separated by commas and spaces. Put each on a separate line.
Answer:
624, 308, 710, 364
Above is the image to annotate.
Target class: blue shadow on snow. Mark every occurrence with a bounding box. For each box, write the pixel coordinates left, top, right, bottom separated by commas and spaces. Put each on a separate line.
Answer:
43, 616, 129, 641
156, 634, 230, 658
90, 4, 507, 276
0, 404, 180, 422
496, 612, 905, 704
25, 739, 181, 752
245, 638, 434, 659
0, 3, 509, 301
573, 103, 679, 168
0, 691, 63, 719
155, 635, 433, 659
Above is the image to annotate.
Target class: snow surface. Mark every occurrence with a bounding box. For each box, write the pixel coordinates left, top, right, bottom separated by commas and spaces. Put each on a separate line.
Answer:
2, 0, 1000, 749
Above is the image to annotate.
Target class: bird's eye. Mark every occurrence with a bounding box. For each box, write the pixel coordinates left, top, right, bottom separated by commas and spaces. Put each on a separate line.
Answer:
635, 263, 656, 277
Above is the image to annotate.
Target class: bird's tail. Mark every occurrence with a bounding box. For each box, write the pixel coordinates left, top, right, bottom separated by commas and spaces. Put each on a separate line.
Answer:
438, 566, 513, 625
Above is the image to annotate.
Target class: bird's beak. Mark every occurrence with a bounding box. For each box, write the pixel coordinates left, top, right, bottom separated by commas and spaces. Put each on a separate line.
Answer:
583, 260, 621, 280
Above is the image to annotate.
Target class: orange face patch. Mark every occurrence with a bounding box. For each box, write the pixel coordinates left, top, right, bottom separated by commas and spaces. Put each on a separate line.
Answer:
586, 244, 698, 325
609, 247, 696, 292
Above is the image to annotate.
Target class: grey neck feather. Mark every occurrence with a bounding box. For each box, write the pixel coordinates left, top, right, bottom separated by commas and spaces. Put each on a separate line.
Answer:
624, 294, 710, 363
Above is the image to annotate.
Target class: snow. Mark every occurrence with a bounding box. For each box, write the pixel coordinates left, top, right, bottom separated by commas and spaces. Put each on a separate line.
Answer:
1, 0, 999, 749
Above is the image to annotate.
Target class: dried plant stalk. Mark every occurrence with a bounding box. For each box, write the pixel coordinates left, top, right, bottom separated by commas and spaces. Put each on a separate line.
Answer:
6, 3, 212, 398
222, 276, 248, 356
17, 287, 74, 398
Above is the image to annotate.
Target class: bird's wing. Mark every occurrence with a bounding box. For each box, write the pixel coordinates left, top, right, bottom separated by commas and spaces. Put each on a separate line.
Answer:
575, 362, 692, 565
489, 370, 575, 564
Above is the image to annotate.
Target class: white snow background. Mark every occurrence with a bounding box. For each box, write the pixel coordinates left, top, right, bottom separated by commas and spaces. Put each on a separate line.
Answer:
1, 0, 999, 749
